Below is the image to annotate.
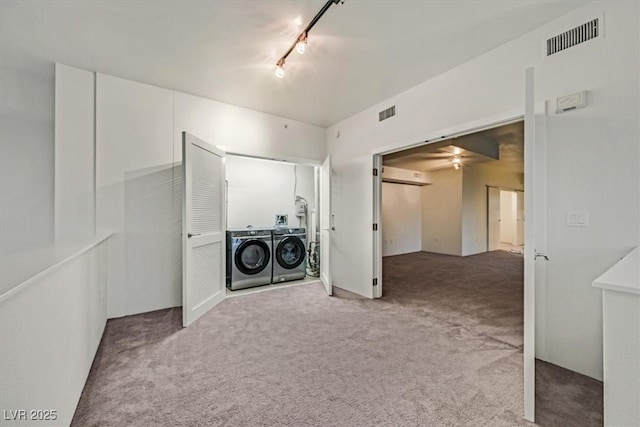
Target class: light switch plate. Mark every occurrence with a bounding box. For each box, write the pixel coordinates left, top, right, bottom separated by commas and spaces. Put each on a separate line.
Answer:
567, 211, 589, 227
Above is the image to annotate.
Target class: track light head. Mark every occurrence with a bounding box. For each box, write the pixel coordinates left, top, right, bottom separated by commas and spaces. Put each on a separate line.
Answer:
275, 58, 285, 78
296, 32, 308, 54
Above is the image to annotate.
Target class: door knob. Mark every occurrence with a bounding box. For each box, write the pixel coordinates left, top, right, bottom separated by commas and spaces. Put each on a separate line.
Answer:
535, 252, 549, 261
187, 233, 202, 238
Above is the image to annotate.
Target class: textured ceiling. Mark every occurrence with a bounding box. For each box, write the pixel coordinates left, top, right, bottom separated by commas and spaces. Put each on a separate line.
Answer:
1, 1, 587, 127
384, 121, 524, 173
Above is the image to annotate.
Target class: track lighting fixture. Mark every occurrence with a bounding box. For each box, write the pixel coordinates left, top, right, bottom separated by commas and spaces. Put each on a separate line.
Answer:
274, 0, 343, 78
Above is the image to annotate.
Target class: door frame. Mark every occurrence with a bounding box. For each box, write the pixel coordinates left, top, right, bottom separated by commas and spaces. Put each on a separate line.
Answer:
486, 185, 524, 252
223, 152, 325, 285
372, 114, 524, 297
371, 111, 533, 419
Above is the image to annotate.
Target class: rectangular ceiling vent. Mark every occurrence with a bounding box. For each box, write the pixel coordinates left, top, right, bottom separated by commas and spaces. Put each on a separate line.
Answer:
378, 105, 396, 122
546, 18, 599, 56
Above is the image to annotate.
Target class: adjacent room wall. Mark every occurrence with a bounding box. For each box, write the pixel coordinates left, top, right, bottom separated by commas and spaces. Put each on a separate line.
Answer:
327, 1, 639, 380
421, 169, 462, 256
226, 155, 315, 231
461, 164, 523, 256
419, 164, 522, 257
381, 182, 422, 257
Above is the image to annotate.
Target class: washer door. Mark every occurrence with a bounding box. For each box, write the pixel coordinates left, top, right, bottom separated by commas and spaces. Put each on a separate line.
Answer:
235, 239, 270, 275
276, 236, 306, 269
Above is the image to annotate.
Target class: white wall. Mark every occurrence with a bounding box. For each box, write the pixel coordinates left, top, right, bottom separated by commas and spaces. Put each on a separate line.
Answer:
173, 92, 326, 165
327, 1, 639, 381
421, 169, 463, 256
0, 238, 109, 426
461, 164, 523, 256
226, 155, 315, 231
96, 74, 177, 319
0, 11, 55, 278
55, 64, 95, 241
532, 4, 639, 380
381, 182, 422, 257
94, 74, 325, 319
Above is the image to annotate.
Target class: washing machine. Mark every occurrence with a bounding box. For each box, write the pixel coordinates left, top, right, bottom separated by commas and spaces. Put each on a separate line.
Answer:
226, 228, 273, 290
272, 228, 307, 283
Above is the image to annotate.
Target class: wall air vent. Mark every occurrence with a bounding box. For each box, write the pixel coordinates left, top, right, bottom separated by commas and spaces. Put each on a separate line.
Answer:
546, 18, 599, 56
378, 105, 396, 122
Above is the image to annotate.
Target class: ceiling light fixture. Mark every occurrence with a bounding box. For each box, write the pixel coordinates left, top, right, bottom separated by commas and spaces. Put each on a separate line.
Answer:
274, 0, 343, 78
452, 155, 462, 170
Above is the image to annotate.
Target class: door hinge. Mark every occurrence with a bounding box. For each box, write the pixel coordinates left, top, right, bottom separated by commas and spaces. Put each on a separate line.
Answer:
373, 223, 378, 231
373, 168, 378, 176
373, 278, 378, 286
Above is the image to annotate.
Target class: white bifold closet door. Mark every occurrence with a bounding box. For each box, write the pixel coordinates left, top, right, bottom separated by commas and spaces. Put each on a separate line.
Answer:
319, 156, 332, 295
182, 132, 226, 327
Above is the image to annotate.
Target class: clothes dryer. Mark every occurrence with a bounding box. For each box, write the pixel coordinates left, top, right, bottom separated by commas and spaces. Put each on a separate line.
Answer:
272, 228, 306, 283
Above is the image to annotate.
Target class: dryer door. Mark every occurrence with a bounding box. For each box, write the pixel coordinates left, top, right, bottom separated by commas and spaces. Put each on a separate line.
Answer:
275, 236, 306, 269
235, 239, 271, 275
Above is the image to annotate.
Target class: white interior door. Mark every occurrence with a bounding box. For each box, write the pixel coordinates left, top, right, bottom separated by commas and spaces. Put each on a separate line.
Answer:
182, 132, 226, 327
487, 187, 501, 251
320, 156, 332, 295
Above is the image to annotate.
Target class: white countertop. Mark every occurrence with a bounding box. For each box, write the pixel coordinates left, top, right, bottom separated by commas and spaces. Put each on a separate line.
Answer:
593, 247, 640, 295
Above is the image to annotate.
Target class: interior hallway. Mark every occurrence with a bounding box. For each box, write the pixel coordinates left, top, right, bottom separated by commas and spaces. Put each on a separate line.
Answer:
72, 251, 600, 426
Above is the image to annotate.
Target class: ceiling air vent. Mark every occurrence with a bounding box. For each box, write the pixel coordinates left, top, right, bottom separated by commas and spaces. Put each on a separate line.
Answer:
378, 105, 396, 122
546, 18, 599, 56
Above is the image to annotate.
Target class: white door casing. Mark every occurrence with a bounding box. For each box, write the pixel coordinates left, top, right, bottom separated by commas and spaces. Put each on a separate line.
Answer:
515, 191, 525, 246
487, 187, 501, 251
372, 155, 383, 298
524, 67, 550, 422
182, 132, 226, 327
320, 156, 332, 295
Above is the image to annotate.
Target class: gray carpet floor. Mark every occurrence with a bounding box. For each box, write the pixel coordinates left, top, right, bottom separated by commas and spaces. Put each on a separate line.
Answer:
72, 250, 600, 426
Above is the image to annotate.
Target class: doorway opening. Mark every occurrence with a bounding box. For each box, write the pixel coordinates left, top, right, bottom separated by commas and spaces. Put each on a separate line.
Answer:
373, 119, 525, 293
223, 154, 322, 297
372, 117, 529, 413
487, 187, 525, 254
374, 118, 526, 342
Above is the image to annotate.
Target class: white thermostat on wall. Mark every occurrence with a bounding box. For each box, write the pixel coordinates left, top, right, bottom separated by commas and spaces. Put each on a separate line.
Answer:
555, 91, 587, 114
567, 211, 589, 227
